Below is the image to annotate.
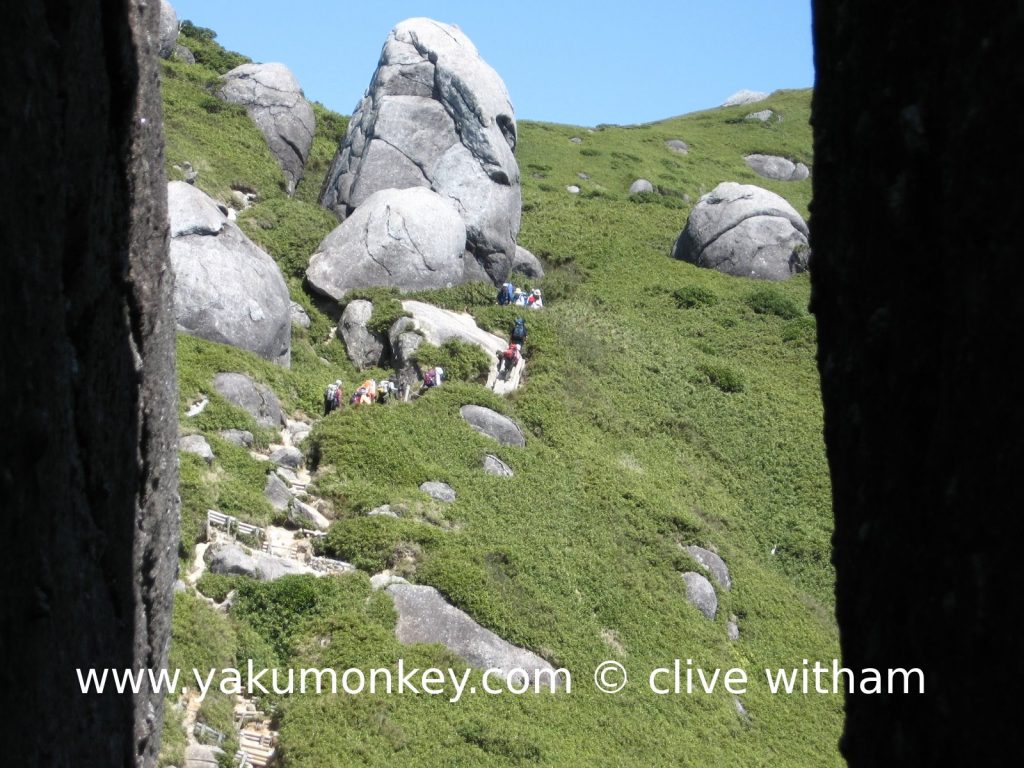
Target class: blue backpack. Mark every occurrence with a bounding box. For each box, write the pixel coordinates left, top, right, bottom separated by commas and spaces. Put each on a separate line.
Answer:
512, 317, 527, 341
498, 282, 515, 305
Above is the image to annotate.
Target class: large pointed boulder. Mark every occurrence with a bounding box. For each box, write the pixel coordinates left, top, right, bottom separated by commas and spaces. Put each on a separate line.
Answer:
219, 63, 315, 195
672, 182, 809, 280
320, 18, 522, 282
168, 182, 291, 365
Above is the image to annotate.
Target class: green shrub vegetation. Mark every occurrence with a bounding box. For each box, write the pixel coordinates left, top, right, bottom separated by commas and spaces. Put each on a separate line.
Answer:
342, 287, 412, 335
162, 50, 838, 765
745, 284, 805, 320
413, 340, 492, 384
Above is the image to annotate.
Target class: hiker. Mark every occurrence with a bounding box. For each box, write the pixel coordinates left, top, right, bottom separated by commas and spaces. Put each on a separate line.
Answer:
421, 366, 444, 390
352, 379, 376, 405
511, 316, 527, 348
377, 377, 399, 404
527, 288, 543, 310
513, 288, 530, 306
497, 281, 515, 306
498, 342, 522, 378
324, 380, 343, 415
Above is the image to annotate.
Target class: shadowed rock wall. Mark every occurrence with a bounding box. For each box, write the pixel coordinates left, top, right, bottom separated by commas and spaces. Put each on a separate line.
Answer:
811, 2, 1023, 764
0, 2, 178, 766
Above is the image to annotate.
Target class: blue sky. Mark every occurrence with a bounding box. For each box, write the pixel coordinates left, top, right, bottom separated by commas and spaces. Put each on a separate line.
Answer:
169, 1, 813, 126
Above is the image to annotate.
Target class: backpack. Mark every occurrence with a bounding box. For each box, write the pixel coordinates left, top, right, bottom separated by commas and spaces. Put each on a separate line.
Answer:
512, 318, 526, 340
423, 368, 437, 387
325, 383, 338, 403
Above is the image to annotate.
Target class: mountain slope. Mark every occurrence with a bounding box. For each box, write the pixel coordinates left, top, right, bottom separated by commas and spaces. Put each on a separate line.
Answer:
161, 25, 837, 768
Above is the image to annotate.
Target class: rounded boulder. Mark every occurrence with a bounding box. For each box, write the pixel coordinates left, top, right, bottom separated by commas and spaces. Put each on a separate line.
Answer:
307, 187, 468, 300
672, 182, 809, 280
168, 182, 291, 365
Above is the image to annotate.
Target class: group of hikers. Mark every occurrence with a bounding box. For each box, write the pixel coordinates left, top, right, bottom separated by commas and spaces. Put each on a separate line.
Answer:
497, 282, 543, 309
323, 367, 445, 415
324, 314, 531, 414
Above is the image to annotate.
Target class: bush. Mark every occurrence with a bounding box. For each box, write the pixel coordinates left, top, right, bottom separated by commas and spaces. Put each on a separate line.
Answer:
745, 285, 804, 319
414, 340, 491, 384
196, 572, 244, 602
673, 285, 718, 308
238, 198, 339, 280
698, 361, 745, 393
341, 287, 411, 336
782, 315, 817, 346
315, 517, 441, 573
178, 25, 251, 74
629, 191, 686, 209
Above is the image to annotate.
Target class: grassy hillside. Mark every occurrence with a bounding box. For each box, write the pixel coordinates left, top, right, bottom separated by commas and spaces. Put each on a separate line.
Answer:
161, 29, 837, 767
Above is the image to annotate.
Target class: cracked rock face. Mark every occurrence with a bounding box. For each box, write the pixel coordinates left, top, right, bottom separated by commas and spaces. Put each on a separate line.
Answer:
219, 63, 315, 195
672, 182, 809, 280
307, 187, 468, 299
320, 18, 521, 281
168, 181, 292, 365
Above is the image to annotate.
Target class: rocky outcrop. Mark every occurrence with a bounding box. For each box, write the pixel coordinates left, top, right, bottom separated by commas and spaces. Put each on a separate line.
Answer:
205, 540, 317, 581
387, 583, 559, 687
672, 182, 809, 280
722, 89, 768, 107
168, 181, 291, 365
289, 499, 330, 531
185, 744, 225, 768
460, 405, 526, 446
307, 187, 469, 299
420, 481, 456, 502
218, 63, 315, 195
179, 434, 214, 463
174, 44, 195, 64
219, 429, 254, 447
388, 316, 426, 386
290, 301, 311, 329
399, 300, 522, 392
744, 154, 810, 182
212, 372, 285, 427
685, 546, 731, 590
483, 455, 514, 476
744, 109, 777, 122
320, 18, 522, 280
682, 571, 717, 619
264, 473, 292, 511
339, 300, 387, 369
158, 0, 178, 59
269, 446, 303, 469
